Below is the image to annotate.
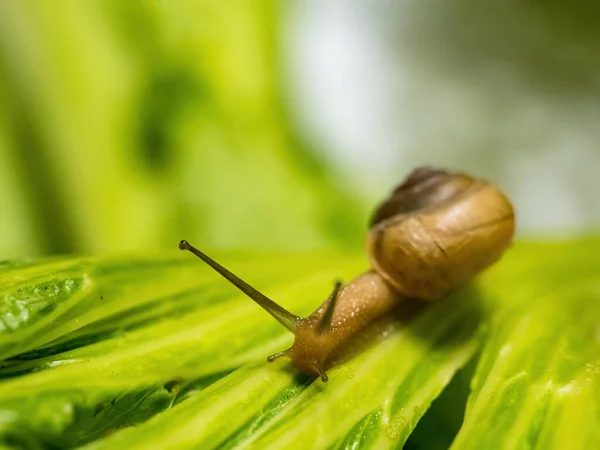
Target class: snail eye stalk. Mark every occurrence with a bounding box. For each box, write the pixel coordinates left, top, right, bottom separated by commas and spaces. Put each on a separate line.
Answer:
317, 280, 343, 334
179, 240, 300, 333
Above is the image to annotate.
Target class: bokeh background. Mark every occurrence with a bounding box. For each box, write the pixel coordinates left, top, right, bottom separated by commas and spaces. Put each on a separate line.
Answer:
1, 1, 599, 259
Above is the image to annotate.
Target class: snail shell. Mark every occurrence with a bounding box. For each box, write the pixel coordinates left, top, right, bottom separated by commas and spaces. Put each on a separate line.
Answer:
368, 167, 515, 300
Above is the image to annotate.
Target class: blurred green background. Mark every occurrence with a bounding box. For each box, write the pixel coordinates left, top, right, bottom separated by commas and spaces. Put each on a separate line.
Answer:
1, 0, 600, 259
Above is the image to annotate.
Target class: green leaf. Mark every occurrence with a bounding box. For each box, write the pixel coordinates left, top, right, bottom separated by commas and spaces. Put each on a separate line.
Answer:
0, 238, 599, 449
451, 251, 600, 449
82, 287, 481, 450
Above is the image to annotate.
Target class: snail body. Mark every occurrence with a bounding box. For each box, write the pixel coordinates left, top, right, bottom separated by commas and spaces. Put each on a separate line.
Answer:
180, 167, 515, 381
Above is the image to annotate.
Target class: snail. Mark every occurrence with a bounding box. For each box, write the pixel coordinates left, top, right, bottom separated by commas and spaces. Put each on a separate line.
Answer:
179, 167, 515, 381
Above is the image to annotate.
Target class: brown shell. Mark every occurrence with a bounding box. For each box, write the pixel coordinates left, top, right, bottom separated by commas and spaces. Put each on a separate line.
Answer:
367, 167, 515, 300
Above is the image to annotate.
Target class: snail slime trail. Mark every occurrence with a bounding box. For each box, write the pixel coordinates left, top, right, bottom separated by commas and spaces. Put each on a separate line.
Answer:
180, 167, 515, 381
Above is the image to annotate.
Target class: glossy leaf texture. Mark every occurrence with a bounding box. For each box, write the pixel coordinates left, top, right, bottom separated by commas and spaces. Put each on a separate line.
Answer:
0, 238, 599, 449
